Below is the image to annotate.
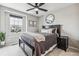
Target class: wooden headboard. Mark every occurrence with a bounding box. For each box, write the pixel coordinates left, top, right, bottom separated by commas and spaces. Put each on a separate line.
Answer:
42, 25, 61, 37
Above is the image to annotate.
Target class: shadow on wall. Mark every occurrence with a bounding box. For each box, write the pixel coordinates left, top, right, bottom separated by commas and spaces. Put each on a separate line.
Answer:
61, 29, 79, 49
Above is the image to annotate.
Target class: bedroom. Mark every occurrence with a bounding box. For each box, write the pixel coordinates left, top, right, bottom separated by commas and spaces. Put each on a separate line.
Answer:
0, 3, 79, 56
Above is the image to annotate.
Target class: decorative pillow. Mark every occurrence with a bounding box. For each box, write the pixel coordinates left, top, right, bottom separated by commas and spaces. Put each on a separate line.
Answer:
41, 29, 52, 34
41, 28, 59, 37
41, 28, 56, 34
52, 28, 57, 33
53, 28, 59, 37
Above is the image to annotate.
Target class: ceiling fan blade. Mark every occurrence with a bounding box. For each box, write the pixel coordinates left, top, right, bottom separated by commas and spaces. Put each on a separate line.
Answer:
36, 11, 38, 14
26, 8, 35, 11
39, 3, 45, 7
27, 3, 35, 7
38, 8, 48, 12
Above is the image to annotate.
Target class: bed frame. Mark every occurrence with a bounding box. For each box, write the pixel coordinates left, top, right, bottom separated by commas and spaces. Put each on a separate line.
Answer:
19, 25, 61, 56
19, 38, 34, 56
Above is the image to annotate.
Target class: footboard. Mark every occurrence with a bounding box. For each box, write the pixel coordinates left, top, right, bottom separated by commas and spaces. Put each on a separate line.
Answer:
19, 38, 35, 56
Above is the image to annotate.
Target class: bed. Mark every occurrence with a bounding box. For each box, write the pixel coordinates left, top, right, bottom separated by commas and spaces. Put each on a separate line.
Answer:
19, 25, 61, 56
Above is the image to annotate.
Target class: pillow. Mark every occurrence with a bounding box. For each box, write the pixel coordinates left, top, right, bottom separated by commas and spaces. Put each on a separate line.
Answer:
41, 28, 56, 34
53, 28, 59, 37
41, 29, 52, 34
52, 28, 57, 33
41, 28, 59, 37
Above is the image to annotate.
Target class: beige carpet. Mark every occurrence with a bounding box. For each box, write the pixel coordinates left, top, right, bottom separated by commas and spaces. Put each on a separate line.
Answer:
0, 44, 25, 56
46, 47, 79, 56
0, 44, 79, 56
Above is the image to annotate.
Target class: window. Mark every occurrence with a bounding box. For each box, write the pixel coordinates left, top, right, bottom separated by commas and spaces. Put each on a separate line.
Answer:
10, 14, 23, 33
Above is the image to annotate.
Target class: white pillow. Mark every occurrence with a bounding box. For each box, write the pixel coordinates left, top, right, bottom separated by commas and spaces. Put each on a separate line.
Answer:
41, 28, 59, 37
41, 29, 53, 34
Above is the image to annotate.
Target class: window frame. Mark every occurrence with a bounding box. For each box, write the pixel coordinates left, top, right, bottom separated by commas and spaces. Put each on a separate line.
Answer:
9, 14, 23, 33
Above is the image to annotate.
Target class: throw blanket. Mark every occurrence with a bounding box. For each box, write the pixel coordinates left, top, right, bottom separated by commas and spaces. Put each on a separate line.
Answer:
22, 32, 45, 42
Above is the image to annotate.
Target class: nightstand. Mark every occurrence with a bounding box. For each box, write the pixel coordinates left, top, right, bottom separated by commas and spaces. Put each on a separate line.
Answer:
57, 36, 69, 51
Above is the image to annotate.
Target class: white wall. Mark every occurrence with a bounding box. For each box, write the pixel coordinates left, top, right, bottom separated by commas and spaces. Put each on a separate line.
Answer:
39, 4, 79, 49
0, 5, 38, 45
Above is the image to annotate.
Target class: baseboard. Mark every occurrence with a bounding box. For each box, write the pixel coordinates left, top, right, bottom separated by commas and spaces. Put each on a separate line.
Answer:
69, 46, 79, 51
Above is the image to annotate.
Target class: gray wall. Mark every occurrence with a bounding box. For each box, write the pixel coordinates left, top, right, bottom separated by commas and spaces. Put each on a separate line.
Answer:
39, 4, 79, 49
27, 14, 39, 32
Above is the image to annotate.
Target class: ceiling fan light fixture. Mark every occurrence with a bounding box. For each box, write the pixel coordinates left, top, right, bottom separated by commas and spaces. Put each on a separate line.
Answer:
34, 8, 38, 11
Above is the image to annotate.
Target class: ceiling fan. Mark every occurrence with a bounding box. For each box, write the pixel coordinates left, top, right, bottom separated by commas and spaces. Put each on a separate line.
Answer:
26, 3, 48, 14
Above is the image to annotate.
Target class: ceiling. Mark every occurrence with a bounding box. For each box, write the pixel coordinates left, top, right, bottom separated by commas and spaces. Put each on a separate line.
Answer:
0, 3, 73, 17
